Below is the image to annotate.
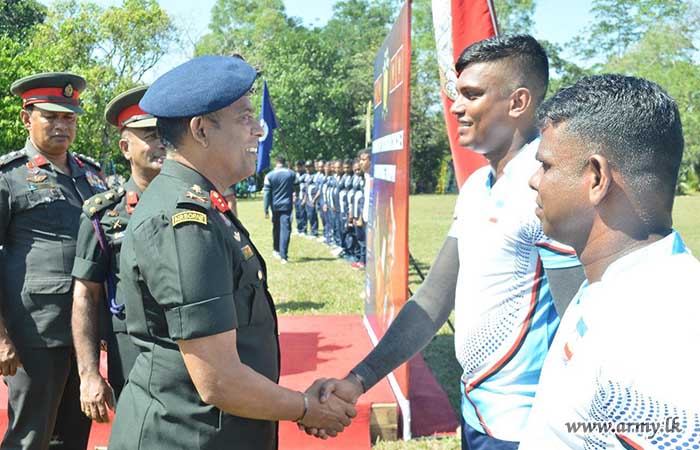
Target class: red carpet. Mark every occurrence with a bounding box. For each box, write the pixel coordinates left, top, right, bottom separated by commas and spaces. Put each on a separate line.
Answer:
0, 315, 457, 449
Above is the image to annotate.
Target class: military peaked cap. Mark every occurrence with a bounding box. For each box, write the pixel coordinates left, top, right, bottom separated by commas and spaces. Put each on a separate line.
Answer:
105, 86, 156, 129
10, 72, 86, 114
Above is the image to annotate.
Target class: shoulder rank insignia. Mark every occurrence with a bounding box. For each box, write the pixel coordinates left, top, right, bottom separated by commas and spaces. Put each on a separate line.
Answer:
74, 153, 102, 170
0, 150, 28, 169
177, 188, 210, 210
186, 191, 208, 203
82, 188, 125, 218
172, 211, 208, 227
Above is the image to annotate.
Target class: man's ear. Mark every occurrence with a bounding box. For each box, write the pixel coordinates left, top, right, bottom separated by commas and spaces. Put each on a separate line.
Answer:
119, 136, 130, 162
189, 116, 207, 147
20, 109, 32, 130
587, 154, 612, 206
508, 87, 532, 119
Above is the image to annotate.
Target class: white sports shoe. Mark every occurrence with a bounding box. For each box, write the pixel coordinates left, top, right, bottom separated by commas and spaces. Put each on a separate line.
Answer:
272, 251, 281, 259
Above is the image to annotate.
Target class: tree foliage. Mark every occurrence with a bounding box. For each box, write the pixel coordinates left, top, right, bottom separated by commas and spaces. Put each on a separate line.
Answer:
0, 0, 177, 176
0, 0, 46, 40
571, 0, 700, 192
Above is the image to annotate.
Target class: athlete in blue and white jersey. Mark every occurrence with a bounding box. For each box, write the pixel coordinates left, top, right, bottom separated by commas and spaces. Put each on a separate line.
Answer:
521, 232, 700, 449
307, 35, 585, 449
450, 138, 579, 441
523, 74, 699, 449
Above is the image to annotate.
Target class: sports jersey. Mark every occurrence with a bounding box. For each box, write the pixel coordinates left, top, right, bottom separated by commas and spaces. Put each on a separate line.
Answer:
448, 139, 580, 441
520, 231, 700, 449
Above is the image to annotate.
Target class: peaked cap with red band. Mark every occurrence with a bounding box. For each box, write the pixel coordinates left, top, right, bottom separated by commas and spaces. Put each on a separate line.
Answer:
104, 86, 157, 130
10, 72, 86, 114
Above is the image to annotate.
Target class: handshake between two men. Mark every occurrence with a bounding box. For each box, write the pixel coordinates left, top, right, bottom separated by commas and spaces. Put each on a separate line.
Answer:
297, 374, 365, 439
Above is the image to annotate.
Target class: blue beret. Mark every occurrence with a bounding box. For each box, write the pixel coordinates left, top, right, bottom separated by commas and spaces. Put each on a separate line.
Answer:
140, 55, 257, 118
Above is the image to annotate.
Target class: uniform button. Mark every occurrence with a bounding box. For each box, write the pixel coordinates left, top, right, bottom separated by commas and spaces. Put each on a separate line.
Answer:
257, 270, 263, 280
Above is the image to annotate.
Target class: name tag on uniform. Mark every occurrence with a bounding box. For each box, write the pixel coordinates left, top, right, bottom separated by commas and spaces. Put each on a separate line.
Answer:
172, 211, 208, 227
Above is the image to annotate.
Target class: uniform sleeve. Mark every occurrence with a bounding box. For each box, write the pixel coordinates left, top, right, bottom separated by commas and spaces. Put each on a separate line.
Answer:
262, 174, 271, 212
71, 214, 110, 282
134, 214, 237, 341
0, 175, 10, 309
0, 175, 11, 246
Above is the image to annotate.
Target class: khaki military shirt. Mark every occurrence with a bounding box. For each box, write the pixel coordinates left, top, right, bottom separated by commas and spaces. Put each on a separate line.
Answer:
109, 160, 280, 450
0, 140, 106, 348
72, 177, 141, 335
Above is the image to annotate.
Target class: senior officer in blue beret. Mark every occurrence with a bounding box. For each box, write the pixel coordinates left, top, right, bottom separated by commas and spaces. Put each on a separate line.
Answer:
108, 55, 356, 450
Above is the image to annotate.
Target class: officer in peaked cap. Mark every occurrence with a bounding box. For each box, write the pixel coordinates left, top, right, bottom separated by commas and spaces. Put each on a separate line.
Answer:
0, 72, 105, 449
71, 86, 164, 424
108, 55, 355, 450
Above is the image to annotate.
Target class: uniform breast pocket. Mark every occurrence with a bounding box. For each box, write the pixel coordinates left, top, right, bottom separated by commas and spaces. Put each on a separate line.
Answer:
21, 188, 67, 225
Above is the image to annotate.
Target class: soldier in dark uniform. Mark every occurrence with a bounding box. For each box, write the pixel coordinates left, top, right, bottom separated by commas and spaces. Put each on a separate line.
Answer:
0, 72, 105, 450
108, 55, 355, 450
71, 86, 164, 423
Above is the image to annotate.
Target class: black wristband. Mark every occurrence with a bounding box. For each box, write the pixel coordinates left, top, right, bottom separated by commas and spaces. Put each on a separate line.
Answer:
349, 370, 368, 393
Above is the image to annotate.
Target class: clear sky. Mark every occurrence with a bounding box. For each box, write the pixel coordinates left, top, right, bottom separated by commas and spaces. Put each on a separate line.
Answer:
39, 0, 595, 81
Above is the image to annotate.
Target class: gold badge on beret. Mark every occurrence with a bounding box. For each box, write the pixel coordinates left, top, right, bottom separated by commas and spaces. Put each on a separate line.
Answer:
63, 83, 74, 98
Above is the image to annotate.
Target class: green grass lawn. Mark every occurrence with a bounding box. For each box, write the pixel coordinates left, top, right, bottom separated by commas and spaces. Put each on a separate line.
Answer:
236, 192, 700, 449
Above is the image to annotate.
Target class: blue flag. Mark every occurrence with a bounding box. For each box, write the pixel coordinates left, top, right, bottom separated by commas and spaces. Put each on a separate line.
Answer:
257, 80, 278, 173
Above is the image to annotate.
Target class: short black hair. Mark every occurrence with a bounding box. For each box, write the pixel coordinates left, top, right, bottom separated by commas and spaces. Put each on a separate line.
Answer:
295, 160, 304, 167
358, 148, 370, 158
275, 155, 286, 165
455, 34, 549, 102
156, 116, 190, 149
538, 74, 684, 212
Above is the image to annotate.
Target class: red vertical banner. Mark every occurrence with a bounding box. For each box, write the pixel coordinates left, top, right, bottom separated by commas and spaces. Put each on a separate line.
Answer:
432, 0, 499, 188
365, 0, 411, 406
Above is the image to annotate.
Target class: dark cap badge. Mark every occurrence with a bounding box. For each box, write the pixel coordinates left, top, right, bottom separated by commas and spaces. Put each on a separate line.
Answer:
63, 83, 74, 98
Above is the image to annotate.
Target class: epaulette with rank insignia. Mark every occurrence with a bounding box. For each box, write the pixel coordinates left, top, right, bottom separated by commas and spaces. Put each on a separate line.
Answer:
0, 150, 27, 169
176, 184, 211, 210
83, 186, 126, 218
74, 153, 102, 170
173, 184, 212, 227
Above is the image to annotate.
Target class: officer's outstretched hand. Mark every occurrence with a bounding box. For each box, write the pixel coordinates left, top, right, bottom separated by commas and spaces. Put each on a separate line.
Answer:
79, 372, 115, 423
0, 334, 22, 376
297, 378, 357, 438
